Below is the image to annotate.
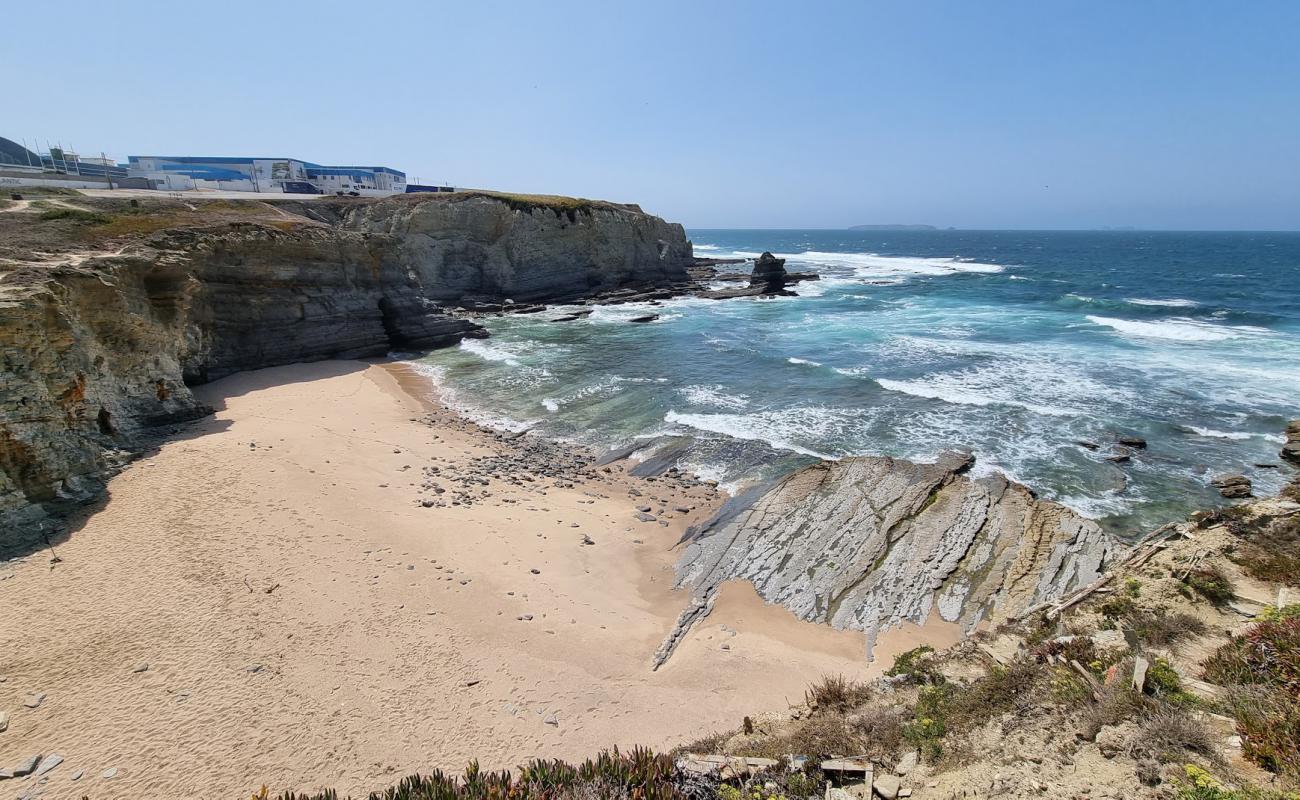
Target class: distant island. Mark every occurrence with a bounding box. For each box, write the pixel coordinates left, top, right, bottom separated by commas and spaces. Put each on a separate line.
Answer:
848, 223, 938, 231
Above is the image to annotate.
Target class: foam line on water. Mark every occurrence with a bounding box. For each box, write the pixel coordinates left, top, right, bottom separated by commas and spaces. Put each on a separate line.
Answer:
1086, 315, 1271, 342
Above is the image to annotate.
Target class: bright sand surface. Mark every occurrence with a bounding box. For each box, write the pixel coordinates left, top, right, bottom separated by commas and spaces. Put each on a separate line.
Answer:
0, 361, 960, 798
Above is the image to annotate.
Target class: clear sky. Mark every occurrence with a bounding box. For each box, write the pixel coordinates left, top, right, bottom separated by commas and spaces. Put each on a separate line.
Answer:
7, 1, 1298, 229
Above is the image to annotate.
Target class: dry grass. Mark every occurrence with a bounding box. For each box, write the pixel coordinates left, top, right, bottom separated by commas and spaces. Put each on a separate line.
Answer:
805, 674, 873, 714
1136, 706, 1222, 765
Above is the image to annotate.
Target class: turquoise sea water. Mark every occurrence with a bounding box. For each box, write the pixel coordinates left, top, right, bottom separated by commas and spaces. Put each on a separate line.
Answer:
413, 230, 1300, 534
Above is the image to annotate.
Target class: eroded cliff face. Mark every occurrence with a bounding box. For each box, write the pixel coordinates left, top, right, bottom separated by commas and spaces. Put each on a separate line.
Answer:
343, 194, 693, 303
0, 193, 693, 538
658, 452, 1115, 665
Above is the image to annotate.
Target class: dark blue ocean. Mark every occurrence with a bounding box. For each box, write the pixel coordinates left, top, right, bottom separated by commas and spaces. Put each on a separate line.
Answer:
414, 230, 1300, 534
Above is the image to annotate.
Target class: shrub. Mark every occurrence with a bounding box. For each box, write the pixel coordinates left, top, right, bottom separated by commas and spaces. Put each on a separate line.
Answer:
1137, 706, 1221, 765
846, 706, 906, 762
1099, 594, 1138, 621
1082, 677, 1145, 741
886, 645, 938, 683
903, 683, 954, 761
805, 674, 872, 714
1127, 609, 1209, 648
271, 747, 689, 800
1174, 764, 1300, 800
1183, 565, 1236, 605
1230, 514, 1300, 586
1204, 616, 1300, 781
902, 659, 1046, 762
38, 206, 109, 224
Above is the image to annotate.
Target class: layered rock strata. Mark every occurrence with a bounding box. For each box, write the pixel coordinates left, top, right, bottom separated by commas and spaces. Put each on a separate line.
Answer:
656, 451, 1116, 666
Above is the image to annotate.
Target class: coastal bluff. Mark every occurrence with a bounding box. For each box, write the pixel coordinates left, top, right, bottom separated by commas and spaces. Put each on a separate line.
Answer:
0, 192, 692, 535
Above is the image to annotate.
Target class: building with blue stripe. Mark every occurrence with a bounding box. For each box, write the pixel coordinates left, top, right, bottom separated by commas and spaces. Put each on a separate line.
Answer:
126, 155, 406, 195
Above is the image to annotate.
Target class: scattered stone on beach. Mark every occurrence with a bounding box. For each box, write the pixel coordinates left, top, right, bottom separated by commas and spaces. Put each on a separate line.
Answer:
1211, 474, 1252, 499
580, 534, 595, 545
34, 753, 63, 776
132, 662, 149, 673
22, 693, 44, 709
636, 512, 657, 523
102, 767, 118, 779
12, 755, 39, 777
0, 711, 7, 732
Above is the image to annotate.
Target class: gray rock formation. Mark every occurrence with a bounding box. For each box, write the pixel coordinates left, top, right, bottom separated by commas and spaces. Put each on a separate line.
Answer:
1, 193, 693, 538
748, 251, 788, 293
1282, 419, 1300, 466
1211, 474, 1252, 499
657, 451, 1114, 665
342, 193, 692, 305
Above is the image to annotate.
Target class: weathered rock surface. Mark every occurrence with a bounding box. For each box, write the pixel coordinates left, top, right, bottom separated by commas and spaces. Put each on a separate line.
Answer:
1, 193, 693, 538
663, 451, 1115, 661
342, 193, 692, 305
748, 251, 789, 293
1281, 419, 1300, 465
1211, 473, 1252, 499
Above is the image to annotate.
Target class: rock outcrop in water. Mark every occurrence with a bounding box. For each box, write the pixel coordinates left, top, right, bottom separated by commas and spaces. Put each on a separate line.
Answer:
656, 451, 1115, 666
748, 252, 789, 293
0, 192, 693, 537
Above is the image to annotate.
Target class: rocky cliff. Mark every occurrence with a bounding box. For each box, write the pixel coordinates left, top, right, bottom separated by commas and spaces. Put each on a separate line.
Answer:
341, 192, 693, 304
0, 193, 693, 538
656, 451, 1115, 665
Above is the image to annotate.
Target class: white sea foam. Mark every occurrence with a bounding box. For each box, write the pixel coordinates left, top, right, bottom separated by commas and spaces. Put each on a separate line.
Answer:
680, 384, 750, 411
664, 409, 842, 460
1086, 315, 1270, 342
787, 357, 823, 367
459, 338, 523, 365
1126, 297, 1200, 308
873, 356, 1132, 418
1185, 426, 1255, 441
877, 378, 1075, 417
401, 360, 537, 433
729, 250, 1004, 279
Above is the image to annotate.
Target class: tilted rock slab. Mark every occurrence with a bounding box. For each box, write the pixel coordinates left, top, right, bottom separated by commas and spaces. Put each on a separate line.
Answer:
658, 452, 1116, 666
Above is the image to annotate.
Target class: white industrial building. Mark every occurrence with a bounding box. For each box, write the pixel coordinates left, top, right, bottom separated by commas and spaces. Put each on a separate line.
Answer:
125, 155, 406, 195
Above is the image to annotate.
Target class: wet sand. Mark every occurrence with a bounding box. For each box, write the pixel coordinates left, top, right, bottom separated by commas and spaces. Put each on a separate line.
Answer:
0, 360, 958, 798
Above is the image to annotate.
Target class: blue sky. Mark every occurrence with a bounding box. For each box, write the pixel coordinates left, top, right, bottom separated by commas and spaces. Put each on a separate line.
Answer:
7, 1, 1298, 229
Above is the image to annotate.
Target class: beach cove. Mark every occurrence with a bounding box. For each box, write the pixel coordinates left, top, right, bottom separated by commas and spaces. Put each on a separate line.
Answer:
0, 361, 960, 798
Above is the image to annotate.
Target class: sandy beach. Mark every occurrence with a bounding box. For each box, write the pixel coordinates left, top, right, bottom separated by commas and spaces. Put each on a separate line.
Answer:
0, 361, 959, 799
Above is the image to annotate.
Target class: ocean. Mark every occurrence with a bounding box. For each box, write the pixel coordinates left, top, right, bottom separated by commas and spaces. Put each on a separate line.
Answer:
411, 229, 1300, 535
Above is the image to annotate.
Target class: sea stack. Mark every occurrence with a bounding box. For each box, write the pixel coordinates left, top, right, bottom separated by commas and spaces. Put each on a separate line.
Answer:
749, 251, 789, 293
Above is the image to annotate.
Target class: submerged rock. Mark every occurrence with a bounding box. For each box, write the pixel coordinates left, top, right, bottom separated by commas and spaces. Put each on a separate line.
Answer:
662, 451, 1114, 661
